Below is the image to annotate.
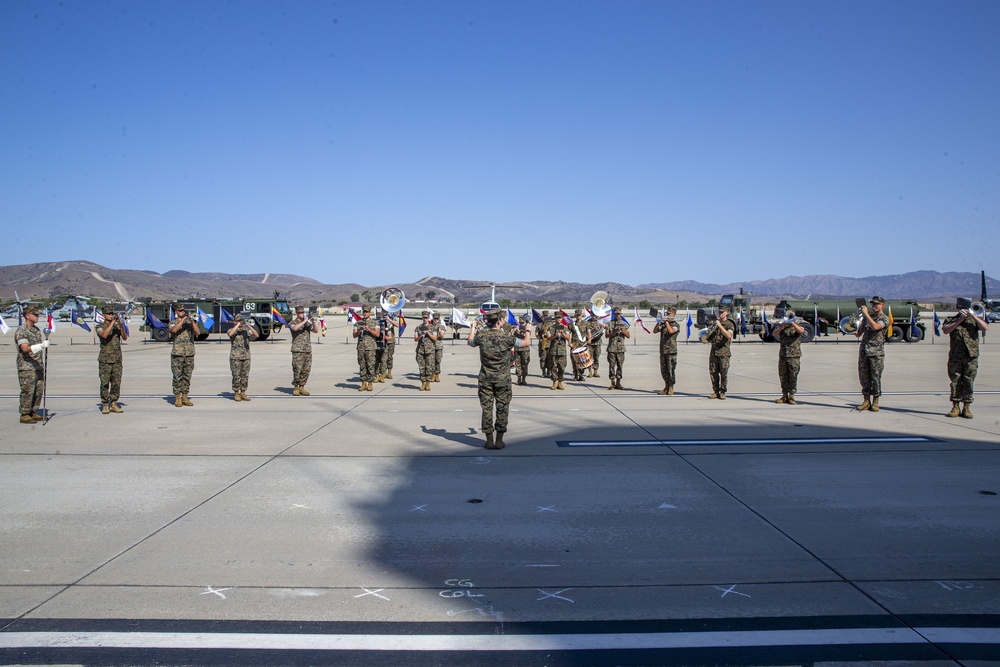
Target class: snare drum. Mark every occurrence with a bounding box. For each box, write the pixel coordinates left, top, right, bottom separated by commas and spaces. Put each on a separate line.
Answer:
571, 345, 593, 369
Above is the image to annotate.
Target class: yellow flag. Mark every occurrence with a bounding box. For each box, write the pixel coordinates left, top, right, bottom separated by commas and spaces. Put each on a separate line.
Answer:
887, 306, 893, 337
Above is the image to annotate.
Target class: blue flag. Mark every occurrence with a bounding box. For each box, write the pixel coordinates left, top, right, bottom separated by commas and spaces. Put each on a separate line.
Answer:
740, 309, 747, 335
219, 307, 235, 324
531, 308, 543, 325
197, 306, 215, 331
70, 309, 91, 332
686, 313, 693, 338
814, 305, 820, 337
507, 309, 517, 326
909, 306, 919, 338
933, 308, 941, 336
762, 309, 772, 338
145, 309, 167, 329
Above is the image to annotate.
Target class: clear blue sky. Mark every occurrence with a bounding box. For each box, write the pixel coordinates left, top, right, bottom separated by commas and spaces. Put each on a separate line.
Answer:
3, 0, 998, 286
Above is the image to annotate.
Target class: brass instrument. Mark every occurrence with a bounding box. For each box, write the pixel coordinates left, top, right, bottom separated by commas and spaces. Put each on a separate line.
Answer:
590, 291, 612, 319
970, 301, 987, 318
379, 288, 406, 314
839, 298, 868, 334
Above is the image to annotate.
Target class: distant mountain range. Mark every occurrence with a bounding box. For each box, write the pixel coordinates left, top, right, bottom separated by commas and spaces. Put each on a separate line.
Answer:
0, 261, 995, 305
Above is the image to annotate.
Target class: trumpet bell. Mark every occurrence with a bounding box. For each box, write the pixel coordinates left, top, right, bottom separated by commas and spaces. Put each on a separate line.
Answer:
379, 288, 406, 313
970, 301, 987, 318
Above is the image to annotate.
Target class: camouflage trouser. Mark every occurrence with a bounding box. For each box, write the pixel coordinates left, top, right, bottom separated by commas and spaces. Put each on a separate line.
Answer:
607, 350, 625, 380
434, 348, 443, 375
778, 356, 800, 394
416, 352, 434, 381
948, 355, 978, 403
18, 370, 43, 415
514, 349, 531, 381
550, 350, 566, 382
376, 341, 395, 376
358, 347, 377, 382
479, 377, 512, 434
171, 355, 194, 395
709, 354, 730, 393
858, 354, 884, 397
230, 357, 250, 393
660, 353, 677, 386
589, 344, 601, 373
99, 360, 123, 403
292, 351, 312, 387
538, 344, 549, 373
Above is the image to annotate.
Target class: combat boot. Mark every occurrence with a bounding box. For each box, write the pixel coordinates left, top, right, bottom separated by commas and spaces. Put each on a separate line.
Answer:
234, 393, 243, 402
30, 412, 43, 421
485, 433, 495, 449
551, 380, 558, 390
718, 392, 727, 400
557, 381, 565, 390
358, 383, 365, 392
616, 379, 624, 390
666, 385, 674, 396
609, 381, 616, 390
181, 394, 193, 406
775, 394, 787, 404
20, 414, 34, 424
709, 392, 719, 399
433, 373, 440, 383
109, 402, 123, 413
857, 394, 871, 411
869, 396, 879, 412
102, 402, 110, 414
947, 402, 961, 418
240, 393, 251, 402
787, 394, 796, 405
387, 370, 393, 379
299, 386, 310, 396
659, 386, 669, 395
366, 382, 374, 391
175, 394, 183, 407
961, 403, 973, 419
592, 371, 600, 378
494, 432, 505, 449
293, 386, 301, 396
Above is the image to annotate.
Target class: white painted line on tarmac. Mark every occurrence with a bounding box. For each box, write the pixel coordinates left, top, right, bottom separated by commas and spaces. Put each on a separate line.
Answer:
562, 436, 937, 447
5, 626, 996, 651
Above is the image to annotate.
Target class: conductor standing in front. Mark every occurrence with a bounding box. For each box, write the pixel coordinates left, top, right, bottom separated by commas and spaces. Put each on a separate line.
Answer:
468, 307, 530, 449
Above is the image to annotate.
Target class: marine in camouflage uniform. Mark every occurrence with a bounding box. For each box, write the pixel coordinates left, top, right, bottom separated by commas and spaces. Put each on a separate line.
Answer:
513, 315, 532, 385
375, 311, 396, 382
228, 313, 258, 402
653, 307, 678, 395
354, 305, 381, 391
169, 305, 200, 407
536, 310, 551, 377
706, 308, 736, 399
290, 306, 315, 396
546, 316, 570, 390
15, 305, 46, 423
942, 301, 989, 419
605, 307, 630, 390
431, 313, 447, 382
569, 310, 591, 381
772, 311, 803, 405
414, 311, 438, 391
587, 315, 603, 378
468, 309, 528, 449
855, 297, 890, 412
96, 305, 128, 413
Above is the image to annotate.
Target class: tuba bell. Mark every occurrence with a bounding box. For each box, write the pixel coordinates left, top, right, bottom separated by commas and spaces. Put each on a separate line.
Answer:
590, 291, 612, 319
379, 288, 406, 314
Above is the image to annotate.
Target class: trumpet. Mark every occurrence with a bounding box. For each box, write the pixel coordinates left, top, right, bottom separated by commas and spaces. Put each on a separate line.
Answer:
969, 301, 987, 318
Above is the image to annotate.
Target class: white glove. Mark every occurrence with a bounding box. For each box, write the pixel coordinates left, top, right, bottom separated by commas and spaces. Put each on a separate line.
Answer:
30, 340, 50, 354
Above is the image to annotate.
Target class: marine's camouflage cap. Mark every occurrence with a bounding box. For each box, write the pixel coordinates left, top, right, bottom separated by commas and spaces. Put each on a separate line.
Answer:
574, 309, 583, 316
362, 305, 371, 312
23, 305, 39, 316
421, 310, 430, 317
870, 296, 886, 305
102, 305, 115, 314
520, 314, 530, 322
295, 306, 305, 313
432, 312, 440, 319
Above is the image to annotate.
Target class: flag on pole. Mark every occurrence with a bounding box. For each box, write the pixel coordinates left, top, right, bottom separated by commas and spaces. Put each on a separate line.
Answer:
398, 312, 407, 336
762, 309, 772, 338
813, 305, 820, 338
686, 313, 693, 339
120, 314, 130, 336
451, 307, 470, 328
317, 307, 327, 336
47, 312, 56, 332
197, 306, 215, 331
93, 305, 104, 324
836, 305, 841, 334
633, 308, 651, 333
560, 309, 572, 326
271, 305, 289, 327
739, 309, 747, 336
145, 309, 167, 329
507, 309, 517, 326
530, 308, 543, 325
933, 307, 941, 336
887, 306, 894, 337
219, 307, 235, 324
70, 309, 91, 332
347, 308, 361, 324
0, 313, 9, 335
909, 306, 919, 339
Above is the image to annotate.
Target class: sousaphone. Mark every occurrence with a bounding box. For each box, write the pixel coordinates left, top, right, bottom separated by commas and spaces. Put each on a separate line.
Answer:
379, 288, 406, 313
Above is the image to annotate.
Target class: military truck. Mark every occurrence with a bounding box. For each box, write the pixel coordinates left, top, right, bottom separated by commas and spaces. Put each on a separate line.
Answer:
142, 297, 292, 342
697, 293, 925, 344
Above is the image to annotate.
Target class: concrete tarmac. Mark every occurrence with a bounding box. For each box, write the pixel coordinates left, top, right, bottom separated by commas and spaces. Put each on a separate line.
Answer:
1, 321, 999, 665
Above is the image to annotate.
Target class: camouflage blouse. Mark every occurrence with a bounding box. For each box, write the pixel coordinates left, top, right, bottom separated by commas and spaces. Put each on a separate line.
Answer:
709, 319, 737, 358
946, 316, 979, 359
229, 327, 253, 361
658, 319, 679, 355
355, 316, 379, 352
473, 327, 515, 383
859, 313, 890, 357
606, 319, 630, 354
290, 319, 313, 353
15, 324, 43, 371
96, 321, 124, 364
170, 320, 197, 357
777, 322, 802, 359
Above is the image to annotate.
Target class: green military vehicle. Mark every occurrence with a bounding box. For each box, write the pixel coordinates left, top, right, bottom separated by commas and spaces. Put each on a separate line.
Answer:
142, 296, 292, 342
